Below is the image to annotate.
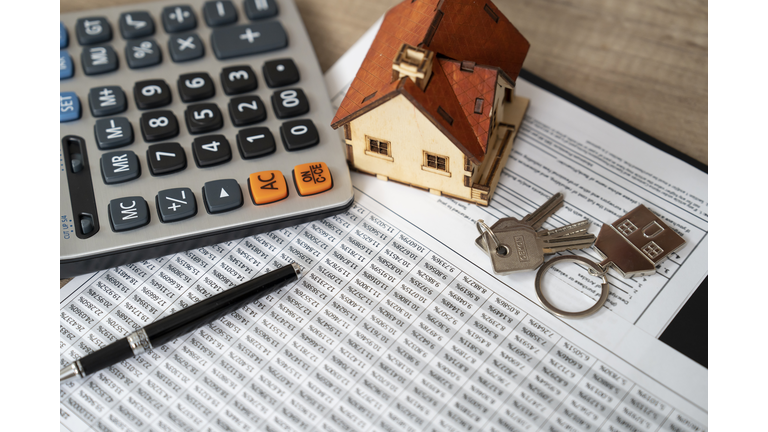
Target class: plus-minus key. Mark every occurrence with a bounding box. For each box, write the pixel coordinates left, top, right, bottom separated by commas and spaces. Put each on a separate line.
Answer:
211, 22, 287, 59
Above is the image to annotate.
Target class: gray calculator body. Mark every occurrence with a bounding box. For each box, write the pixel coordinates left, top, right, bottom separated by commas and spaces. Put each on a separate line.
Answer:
60, 0, 354, 278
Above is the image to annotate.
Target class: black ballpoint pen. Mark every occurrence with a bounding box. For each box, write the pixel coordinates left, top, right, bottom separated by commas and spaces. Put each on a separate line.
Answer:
60, 263, 301, 383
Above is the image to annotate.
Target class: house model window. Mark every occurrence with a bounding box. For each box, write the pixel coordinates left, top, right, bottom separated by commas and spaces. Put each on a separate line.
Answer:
369, 138, 390, 156
424, 152, 448, 173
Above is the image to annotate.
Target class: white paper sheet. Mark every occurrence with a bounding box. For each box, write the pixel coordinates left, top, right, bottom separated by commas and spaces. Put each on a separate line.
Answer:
60, 192, 707, 432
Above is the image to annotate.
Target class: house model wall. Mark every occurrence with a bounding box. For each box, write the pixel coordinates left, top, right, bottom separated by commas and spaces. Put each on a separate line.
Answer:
331, 0, 530, 206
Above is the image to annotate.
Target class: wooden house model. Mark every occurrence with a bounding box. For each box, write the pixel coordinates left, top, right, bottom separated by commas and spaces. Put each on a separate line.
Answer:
331, 0, 530, 206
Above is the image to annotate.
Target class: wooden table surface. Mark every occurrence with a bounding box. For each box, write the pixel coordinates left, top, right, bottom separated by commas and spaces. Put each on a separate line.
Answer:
61, 0, 708, 166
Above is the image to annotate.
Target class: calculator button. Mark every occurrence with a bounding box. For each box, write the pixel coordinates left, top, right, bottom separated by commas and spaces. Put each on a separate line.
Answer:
248, 170, 288, 205
204, 1, 238, 26
203, 179, 243, 214
293, 162, 333, 196
125, 39, 162, 69
140, 110, 179, 142
88, 86, 127, 117
94, 117, 133, 149
60, 51, 74, 80
263, 59, 299, 88
178, 72, 215, 102
280, 119, 318, 151
60, 92, 81, 122
185, 103, 223, 134
76, 17, 112, 45
108, 197, 150, 232
147, 142, 186, 175
237, 127, 275, 159
220, 65, 257, 95
134, 80, 172, 109
81, 46, 119, 75
210, 22, 287, 60
244, 0, 278, 20
229, 95, 267, 126
162, 5, 197, 33
157, 187, 197, 222
169, 33, 204, 62
60, 22, 68, 48
271, 88, 309, 119
101, 150, 141, 184
120, 12, 155, 39
193, 135, 232, 167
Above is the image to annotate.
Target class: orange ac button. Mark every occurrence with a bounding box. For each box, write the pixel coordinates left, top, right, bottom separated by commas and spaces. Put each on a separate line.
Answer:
248, 170, 288, 205
293, 162, 333, 196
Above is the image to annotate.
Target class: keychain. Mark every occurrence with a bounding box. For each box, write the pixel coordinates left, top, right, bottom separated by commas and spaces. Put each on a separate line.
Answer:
476, 194, 685, 318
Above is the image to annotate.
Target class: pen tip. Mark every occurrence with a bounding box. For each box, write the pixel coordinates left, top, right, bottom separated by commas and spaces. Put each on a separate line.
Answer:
60, 362, 81, 383
291, 262, 302, 276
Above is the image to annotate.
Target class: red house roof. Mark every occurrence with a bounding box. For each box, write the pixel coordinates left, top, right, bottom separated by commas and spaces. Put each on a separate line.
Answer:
331, 0, 529, 164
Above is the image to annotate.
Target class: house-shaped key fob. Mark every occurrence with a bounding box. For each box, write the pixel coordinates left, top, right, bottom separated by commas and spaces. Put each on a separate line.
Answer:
593, 205, 685, 278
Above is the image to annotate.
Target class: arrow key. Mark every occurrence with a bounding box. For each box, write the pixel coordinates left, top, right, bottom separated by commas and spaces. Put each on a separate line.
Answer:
203, 179, 243, 214
147, 142, 186, 175
156, 187, 197, 223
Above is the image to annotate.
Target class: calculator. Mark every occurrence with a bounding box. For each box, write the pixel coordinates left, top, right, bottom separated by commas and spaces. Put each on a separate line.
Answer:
60, 0, 354, 278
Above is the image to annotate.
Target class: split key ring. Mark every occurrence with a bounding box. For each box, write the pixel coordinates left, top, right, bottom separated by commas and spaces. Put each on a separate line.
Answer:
534, 255, 610, 318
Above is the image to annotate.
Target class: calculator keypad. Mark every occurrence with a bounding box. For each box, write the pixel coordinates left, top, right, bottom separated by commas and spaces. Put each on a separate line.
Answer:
61, 0, 353, 276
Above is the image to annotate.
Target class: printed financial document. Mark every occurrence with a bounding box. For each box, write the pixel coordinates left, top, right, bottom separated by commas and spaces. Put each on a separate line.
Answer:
60, 194, 707, 432
60, 19, 708, 432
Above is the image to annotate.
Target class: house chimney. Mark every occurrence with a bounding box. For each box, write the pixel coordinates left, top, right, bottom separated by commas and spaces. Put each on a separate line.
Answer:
392, 44, 434, 91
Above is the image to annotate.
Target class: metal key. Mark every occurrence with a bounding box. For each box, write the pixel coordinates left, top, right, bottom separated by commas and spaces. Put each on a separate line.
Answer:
487, 192, 565, 234
480, 223, 596, 274
474, 192, 566, 253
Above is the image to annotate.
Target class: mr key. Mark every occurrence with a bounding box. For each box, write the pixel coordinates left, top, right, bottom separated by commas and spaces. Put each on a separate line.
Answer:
475, 193, 596, 275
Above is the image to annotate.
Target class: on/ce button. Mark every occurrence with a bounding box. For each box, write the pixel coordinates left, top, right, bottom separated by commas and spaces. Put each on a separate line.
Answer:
293, 162, 333, 196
